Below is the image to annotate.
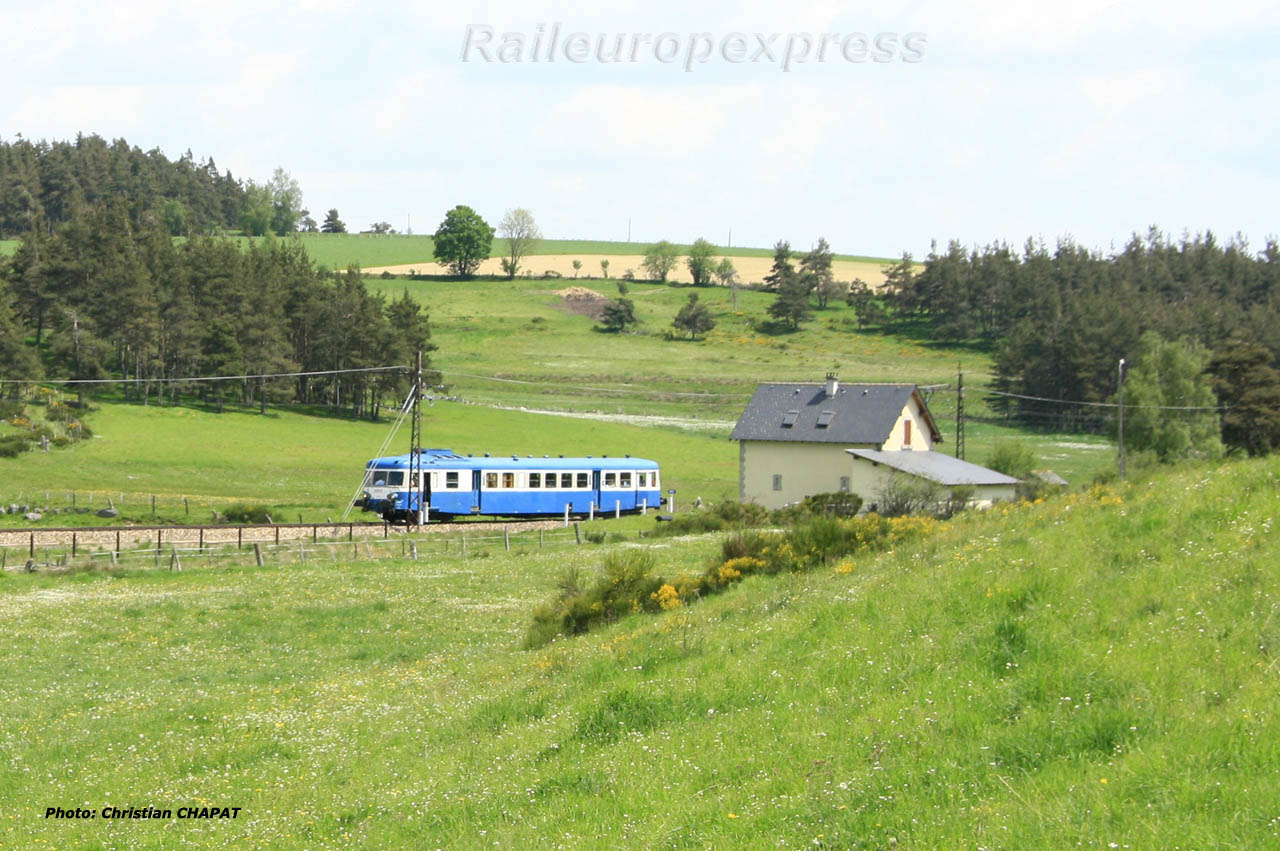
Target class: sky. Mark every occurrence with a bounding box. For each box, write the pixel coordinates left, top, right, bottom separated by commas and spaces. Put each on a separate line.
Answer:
5, 0, 1278, 259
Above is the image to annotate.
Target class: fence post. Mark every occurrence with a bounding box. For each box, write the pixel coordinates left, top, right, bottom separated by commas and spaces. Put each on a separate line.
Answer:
504, 529, 510, 552
30, 532, 34, 558
539, 529, 544, 548
564, 504, 570, 526
237, 527, 243, 549
72, 532, 77, 558
254, 543, 264, 566
299, 540, 307, 564
275, 525, 280, 546
199, 527, 204, 553
642, 498, 647, 515
461, 535, 467, 557
589, 501, 595, 521
615, 500, 620, 519
184, 497, 189, 516
574, 522, 581, 544
151, 494, 156, 515
115, 530, 121, 554
409, 540, 418, 561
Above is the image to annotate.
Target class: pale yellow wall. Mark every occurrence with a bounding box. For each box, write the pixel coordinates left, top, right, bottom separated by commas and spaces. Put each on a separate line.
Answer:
879, 399, 937, 451
740, 441, 875, 509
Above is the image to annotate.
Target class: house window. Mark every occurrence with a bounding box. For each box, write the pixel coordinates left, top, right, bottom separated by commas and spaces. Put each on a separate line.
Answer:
772, 474, 783, 491
840, 476, 850, 492
529, 472, 541, 488
782, 410, 799, 427
445, 471, 459, 489
816, 410, 835, 428
903, 420, 912, 447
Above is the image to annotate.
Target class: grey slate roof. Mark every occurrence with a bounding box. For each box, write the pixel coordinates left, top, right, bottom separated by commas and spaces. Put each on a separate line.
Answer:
847, 449, 1020, 486
730, 382, 940, 445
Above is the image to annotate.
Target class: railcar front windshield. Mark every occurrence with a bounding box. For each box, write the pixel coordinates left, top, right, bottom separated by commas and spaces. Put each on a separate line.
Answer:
364, 468, 405, 488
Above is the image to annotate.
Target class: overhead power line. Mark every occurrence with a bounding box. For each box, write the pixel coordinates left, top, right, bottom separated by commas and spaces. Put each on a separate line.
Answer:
3, 365, 409, 386
980, 387, 1228, 413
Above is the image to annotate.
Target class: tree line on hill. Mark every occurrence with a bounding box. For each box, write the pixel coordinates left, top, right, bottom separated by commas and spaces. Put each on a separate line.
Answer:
874, 231, 1280, 454
0, 201, 433, 417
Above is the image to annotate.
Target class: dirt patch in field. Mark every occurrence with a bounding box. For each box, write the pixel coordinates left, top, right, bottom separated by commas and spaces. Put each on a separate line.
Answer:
362, 254, 895, 287
553, 286, 610, 321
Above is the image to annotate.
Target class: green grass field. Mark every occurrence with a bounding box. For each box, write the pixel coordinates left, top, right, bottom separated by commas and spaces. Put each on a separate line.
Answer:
2, 456, 1275, 848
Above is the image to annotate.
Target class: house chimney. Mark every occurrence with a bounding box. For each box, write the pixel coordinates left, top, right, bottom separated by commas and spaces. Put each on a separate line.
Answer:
825, 372, 839, 397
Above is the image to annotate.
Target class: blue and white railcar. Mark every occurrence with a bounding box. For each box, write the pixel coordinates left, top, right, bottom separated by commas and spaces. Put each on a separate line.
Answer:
355, 449, 663, 522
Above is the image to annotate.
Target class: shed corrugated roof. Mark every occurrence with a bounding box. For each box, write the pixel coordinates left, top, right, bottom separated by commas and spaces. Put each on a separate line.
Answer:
730, 383, 938, 444
846, 449, 1019, 486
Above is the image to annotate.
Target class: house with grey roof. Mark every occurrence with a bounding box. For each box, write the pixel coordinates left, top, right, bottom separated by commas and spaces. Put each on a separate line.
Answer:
731, 374, 1016, 510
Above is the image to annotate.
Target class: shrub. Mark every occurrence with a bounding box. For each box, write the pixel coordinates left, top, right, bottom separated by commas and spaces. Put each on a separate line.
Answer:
772, 491, 863, 523
221, 503, 277, 524
0, 435, 32, 458
650, 500, 768, 538
525, 550, 665, 647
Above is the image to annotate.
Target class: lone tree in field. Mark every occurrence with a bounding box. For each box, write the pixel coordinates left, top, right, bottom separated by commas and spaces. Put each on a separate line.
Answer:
642, 241, 680, 282
433, 205, 494, 278
801, 237, 841, 308
601, 297, 638, 332
572, 259, 582, 278
686, 238, 717, 286
498, 208, 541, 279
765, 240, 811, 330
321, 208, 347, 233
267, 167, 304, 236
672, 292, 716, 340
600, 258, 610, 278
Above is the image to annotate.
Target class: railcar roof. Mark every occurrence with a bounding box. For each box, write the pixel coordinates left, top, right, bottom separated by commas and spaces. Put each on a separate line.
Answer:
366, 449, 659, 471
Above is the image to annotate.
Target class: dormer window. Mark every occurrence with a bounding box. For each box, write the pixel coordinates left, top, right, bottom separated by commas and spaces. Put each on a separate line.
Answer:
816, 410, 836, 428
782, 410, 799, 427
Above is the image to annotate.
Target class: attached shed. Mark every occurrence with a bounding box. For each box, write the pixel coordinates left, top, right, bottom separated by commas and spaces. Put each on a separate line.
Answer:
846, 449, 1019, 510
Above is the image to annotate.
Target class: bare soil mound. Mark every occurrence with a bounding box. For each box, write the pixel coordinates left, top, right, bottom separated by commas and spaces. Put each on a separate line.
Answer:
554, 286, 610, 321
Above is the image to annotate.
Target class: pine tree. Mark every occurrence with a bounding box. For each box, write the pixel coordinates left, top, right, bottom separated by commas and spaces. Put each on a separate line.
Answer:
672, 292, 716, 340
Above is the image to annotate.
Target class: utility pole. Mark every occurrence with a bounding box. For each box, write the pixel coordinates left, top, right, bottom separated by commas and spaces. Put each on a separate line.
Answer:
409, 351, 424, 525
955, 365, 965, 460
1117, 357, 1126, 480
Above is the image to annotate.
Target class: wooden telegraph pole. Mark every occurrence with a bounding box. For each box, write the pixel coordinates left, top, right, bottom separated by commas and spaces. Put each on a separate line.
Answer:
955, 365, 966, 460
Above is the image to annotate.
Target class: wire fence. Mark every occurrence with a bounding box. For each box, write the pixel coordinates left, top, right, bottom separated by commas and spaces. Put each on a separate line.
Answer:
0, 521, 610, 573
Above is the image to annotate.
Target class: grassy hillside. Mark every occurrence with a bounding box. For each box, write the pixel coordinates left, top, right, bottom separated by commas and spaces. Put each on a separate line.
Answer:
0, 398, 734, 521
0, 271, 1114, 515
2, 457, 1275, 848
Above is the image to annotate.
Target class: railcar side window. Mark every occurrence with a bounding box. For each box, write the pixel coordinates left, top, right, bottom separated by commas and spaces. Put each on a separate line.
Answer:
576, 472, 589, 488
388, 471, 404, 486
529, 473, 541, 488
445, 472, 459, 489
637, 472, 647, 487
604, 472, 616, 487
560, 473, 573, 488
502, 472, 515, 488
620, 472, 632, 487
485, 472, 498, 489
